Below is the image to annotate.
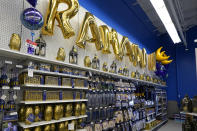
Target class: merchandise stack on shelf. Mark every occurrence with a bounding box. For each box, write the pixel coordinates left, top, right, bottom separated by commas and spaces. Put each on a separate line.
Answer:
0, 48, 168, 131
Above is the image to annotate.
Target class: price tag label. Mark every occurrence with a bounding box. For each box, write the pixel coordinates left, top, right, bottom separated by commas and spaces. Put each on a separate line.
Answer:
13, 94, 17, 100
13, 86, 20, 90
5, 60, 12, 64
2, 86, 10, 90
10, 112, 17, 116
1, 94, 6, 100
28, 68, 33, 77
16, 65, 23, 68
68, 123, 74, 130
26, 39, 37, 49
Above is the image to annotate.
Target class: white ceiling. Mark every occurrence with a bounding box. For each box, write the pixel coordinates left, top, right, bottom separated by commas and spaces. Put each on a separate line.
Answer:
137, 0, 197, 34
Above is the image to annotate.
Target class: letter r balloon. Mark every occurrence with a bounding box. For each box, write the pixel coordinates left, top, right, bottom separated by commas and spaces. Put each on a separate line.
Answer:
42, 0, 79, 39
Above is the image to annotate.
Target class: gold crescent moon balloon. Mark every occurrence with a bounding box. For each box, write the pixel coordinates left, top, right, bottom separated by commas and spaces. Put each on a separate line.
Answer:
156, 47, 170, 61
161, 59, 173, 65
76, 12, 102, 50
42, 0, 79, 39
99, 25, 111, 54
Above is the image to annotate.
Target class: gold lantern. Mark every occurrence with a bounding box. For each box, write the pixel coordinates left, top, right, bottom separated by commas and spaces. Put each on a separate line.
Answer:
9, 33, 21, 51
69, 46, 78, 64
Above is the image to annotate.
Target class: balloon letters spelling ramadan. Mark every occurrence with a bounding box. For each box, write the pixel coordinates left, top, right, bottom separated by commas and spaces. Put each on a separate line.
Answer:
42, 0, 79, 39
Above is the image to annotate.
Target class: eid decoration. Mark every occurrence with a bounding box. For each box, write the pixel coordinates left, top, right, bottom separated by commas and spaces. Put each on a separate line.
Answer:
155, 47, 173, 65
69, 46, 78, 64
76, 12, 102, 50
92, 54, 100, 70
99, 25, 111, 54
102, 62, 108, 72
56, 48, 66, 61
42, 0, 79, 39
9, 33, 21, 51
109, 61, 117, 74
84, 56, 91, 67
35, 34, 46, 56
20, 8, 44, 30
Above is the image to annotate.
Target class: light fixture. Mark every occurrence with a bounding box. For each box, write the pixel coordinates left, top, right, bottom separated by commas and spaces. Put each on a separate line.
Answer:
194, 39, 197, 43
150, 0, 181, 44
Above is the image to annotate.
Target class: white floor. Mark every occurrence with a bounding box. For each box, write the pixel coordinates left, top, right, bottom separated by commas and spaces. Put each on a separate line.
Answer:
158, 120, 182, 131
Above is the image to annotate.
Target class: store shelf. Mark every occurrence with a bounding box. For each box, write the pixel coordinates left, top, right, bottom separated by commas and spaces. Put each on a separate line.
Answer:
156, 113, 162, 116
144, 119, 168, 131
18, 115, 87, 128
0, 48, 166, 87
21, 69, 88, 80
20, 99, 88, 105
180, 112, 197, 116
22, 84, 89, 90
146, 118, 156, 123
146, 112, 155, 116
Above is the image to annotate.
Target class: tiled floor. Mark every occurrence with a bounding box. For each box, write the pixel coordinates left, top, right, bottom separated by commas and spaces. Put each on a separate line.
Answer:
158, 120, 182, 131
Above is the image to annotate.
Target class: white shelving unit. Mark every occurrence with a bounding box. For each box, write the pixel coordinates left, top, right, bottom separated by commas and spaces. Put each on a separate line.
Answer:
146, 118, 156, 124
0, 48, 166, 87
22, 84, 89, 90
21, 69, 88, 80
180, 112, 197, 117
18, 115, 87, 128
144, 120, 168, 131
20, 99, 88, 105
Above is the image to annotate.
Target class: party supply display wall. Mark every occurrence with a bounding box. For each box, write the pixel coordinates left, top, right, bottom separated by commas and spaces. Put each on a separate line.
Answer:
0, 0, 161, 76
160, 26, 197, 102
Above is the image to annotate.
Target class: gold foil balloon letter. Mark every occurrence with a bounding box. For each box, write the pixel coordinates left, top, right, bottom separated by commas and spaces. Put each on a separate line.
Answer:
99, 25, 111, 54
9, 33, 21, 51
42, 0, 79, 39
76, 12, 102, 50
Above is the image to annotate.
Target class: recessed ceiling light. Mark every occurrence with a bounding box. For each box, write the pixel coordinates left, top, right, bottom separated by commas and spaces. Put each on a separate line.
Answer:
150, 0, 181, 44
185, 48, 189, 51
194, 39, 197, 43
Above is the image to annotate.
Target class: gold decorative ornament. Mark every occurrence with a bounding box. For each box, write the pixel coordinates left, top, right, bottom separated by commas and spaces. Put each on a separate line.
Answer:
9, 33, 21, 51
51, 124, 56, 131
19, 106, 25, 122
25, 107, 34, 125
59, 122, 65, 131
92, 54, 100, 70
139, 74, 144, 80
69, 120, 76, 131
131, 72, 136, 78
65, 121, 69, 131
69, 46, 78, 64
42, 0, 79, 39
123, 66, 129, 76
54, 105, 61, 120
59, 105, 64, 118
34, 127, 41, 131
132, 44, 140, 67
161, 59, 173, 65
24, 129, 31, 131
81, 103, 86, 115
84, 56, 91, 67
99, 25, 111, 54
118, 68, 123, 75
65, 104, 73, 117
56, 47, 66, 61
109, 61, 117, 73
44, 105, 53, 121
156, 47, 169, 61
102, 62, 108, 72
74, 103, 81, 116
44, 125, 50, 131
34, 106, 41, 122
76, 12, 102, 50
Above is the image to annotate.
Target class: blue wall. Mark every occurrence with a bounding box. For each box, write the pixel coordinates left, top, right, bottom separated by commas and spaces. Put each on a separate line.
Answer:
78, 0, 161, 53
160, 26, 197, 103
78, 0, 197, 103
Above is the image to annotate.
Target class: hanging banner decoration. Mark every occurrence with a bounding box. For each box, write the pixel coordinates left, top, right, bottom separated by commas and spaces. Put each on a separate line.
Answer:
76, 12, 102, 50
42, 0, 79, 39
99, 25, 111, 54
148, 52, 156, 71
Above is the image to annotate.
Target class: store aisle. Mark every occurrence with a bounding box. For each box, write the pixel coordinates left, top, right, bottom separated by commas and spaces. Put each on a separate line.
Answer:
158, 120, 182, 131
